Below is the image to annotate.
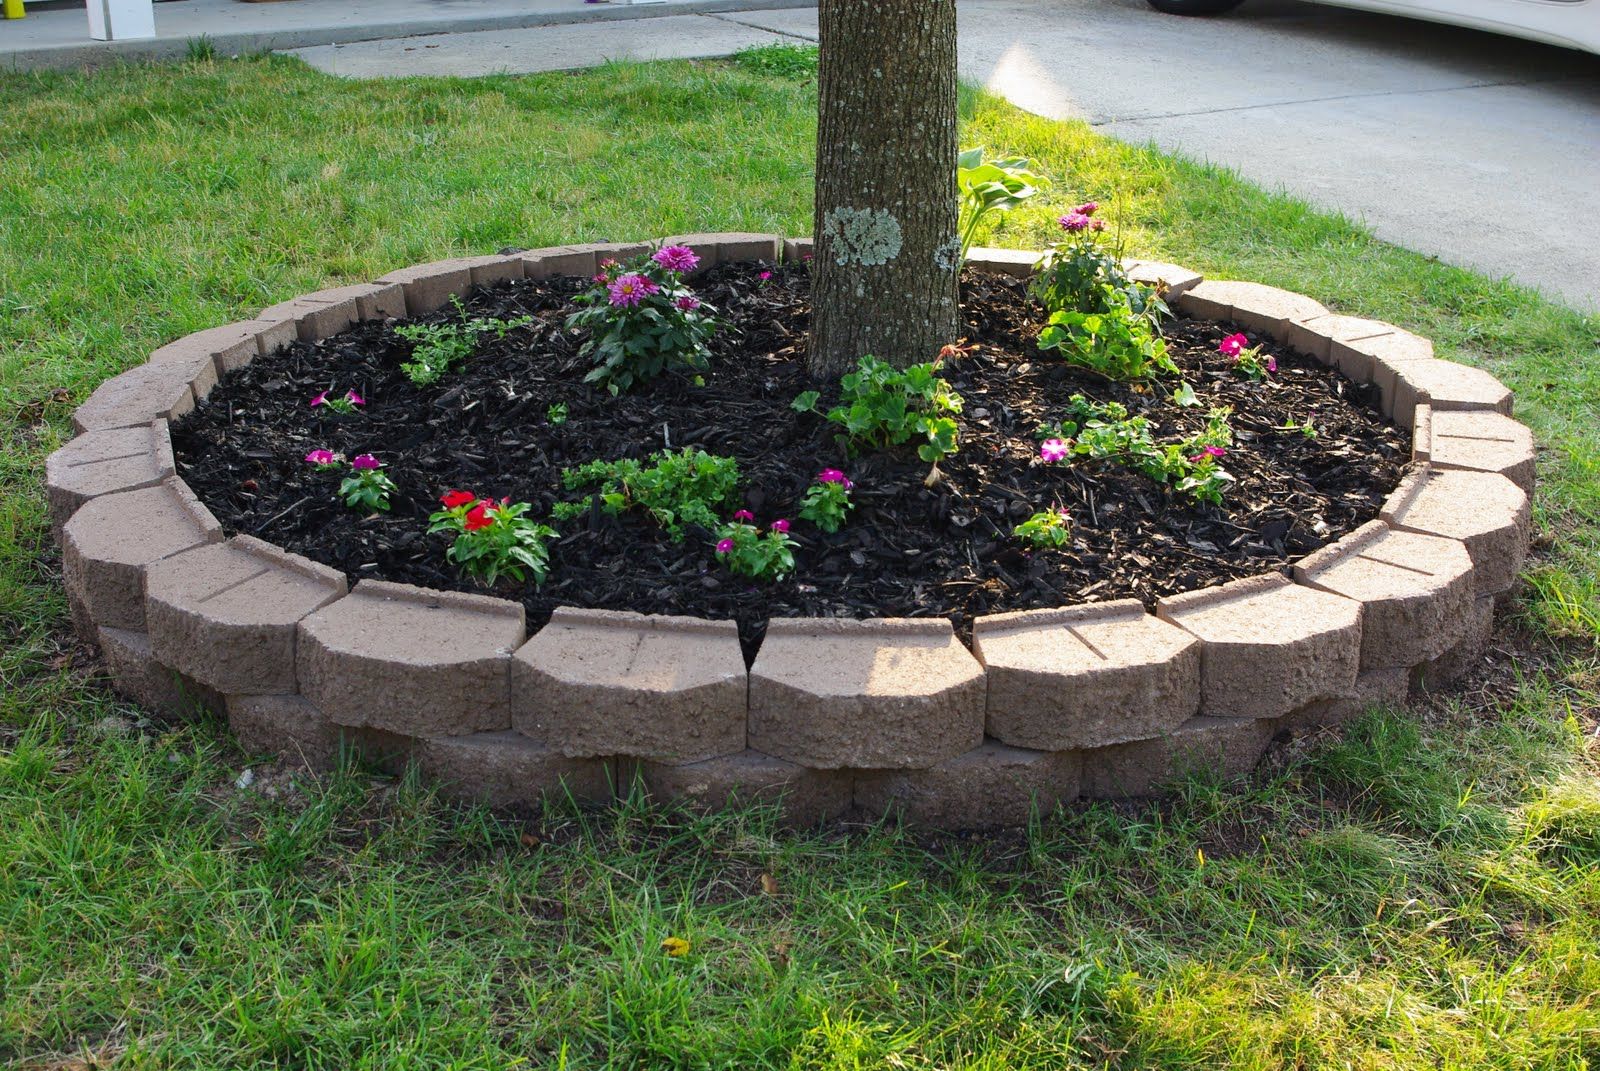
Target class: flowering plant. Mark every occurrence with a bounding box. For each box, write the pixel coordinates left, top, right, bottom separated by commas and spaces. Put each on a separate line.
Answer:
798, 469, 854, 533
1034, 396, 1236, 506
714, 516, 797, 582
1014, 508, 1072, 549
1032, 202, 1165, 326
338, 453, 397, 512
311, 388, 365, 415
566, 246, 718, 394
429, 491, 559, 586
1218, 332, 1277, 380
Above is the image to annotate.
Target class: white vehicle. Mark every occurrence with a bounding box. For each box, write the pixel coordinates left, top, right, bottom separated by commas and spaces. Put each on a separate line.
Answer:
1146, 0, 1600, 54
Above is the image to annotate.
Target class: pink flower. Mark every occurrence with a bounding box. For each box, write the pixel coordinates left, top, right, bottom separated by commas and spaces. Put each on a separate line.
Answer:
675, 295, 701, 312
1189, 446, 1227, 463
1090, 219, 1106, 231
1218, 333, 1249, 358
732, 510, 755, 523
599, 258, 619, 269
1058, 212, 1092, 232
652, 245, 701, 273
310, 391, 329, 408
816, 469, 853, 490
1265, 356, 1278, 373
771, 518, 790, 533
715, 538, 735, 554
758, 271, 773, 282
592, 273, 608, 284
345, 390, 365, 407
304, 449, 337, 466
607, 273, 660, 308
1039, 438, 1071, 463
1073, 201, 1098, 216
350, 454, 381, 470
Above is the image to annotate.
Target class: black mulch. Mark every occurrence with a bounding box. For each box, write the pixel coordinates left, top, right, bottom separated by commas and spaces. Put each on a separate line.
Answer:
170, 262, 1409, 653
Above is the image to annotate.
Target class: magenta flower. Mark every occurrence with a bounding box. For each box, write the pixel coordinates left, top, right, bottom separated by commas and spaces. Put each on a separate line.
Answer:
1266, 356, 1278, 373
345, 390, 365, 407
653, 245, 701, 273
1218, 333, 1249, 358
592, 273, 608, 284
758, 271, 773, 282
310, 391, 329, 408
304, 449, 337, 466
1058, 212, 1092, 233
715, 538, 735, 554
1090, 219, 1107, 231
816, 469, 854, 490
599, 258, 619, 269
732, 510, 755, 523
771, 518, 791, 533
1073, 201, 1099, 216
1040, 438, 1071, 463
350, 454, 381, 470
607, 273, 660, 308
1189, 445, 1227, 463
676, 295, 701, 312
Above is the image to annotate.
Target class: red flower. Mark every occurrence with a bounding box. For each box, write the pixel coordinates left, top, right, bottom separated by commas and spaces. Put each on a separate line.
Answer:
464, 503, 494, 531
440, 490, 476, 510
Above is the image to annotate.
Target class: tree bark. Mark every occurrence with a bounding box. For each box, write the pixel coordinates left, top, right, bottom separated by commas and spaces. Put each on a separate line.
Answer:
809, 0, 960, 378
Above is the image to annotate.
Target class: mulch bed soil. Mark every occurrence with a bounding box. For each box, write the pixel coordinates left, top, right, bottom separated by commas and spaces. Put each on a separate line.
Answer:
171, 261, 1409, 653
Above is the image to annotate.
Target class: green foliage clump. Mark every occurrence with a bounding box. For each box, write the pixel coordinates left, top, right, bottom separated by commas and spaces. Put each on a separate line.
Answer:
393, 298, 532, 386
553, 448, 740, 541
957, 147, 1049, 261
1014, 508, 1072, 549
1038, 395, 1236, 506
732, 43, 819, 79
806, 355, 963, 465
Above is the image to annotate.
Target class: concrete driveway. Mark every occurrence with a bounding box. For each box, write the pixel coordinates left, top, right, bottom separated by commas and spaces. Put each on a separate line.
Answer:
732, 0, 1600, 312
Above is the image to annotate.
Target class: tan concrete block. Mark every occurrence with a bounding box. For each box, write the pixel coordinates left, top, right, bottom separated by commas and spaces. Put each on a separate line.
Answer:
972, 600, 1201, 750
1390, 359, 1512, 429
1293, 520, 1474, 669
638, 749, 853, 826
97, 625, 223, 721
1411, 592, 1495, 694
375, 259, 475, 316
967, 246, 1040, 277
782, 236, 813, 264
62, 478, 223, 631
1123, 259, 1203, 300
1382, 467, 1530, 596
1082, 716, 1271, 798
1428, 410, 1536, 492
519, 245, 602, 280
146, 535, 347, 695
459, 253, 525, 288
1174, 280, 1328, 337
1157, 573, 1361, 719
226, 694, 339, 771
1276, 667, 1410, 736
1337, 328, 1434, 397
855, 742, 1081, 828
45, 419, 174, 535
513, 607, 747, 764
709, 232, 782, 265
149, 322, 263, 382
417, 732, 613, 808
1412, 403, 1433, 464
748, 618, 985, 769
72, 363, 196, 434
1280, 313, 1396, 365
298, 580, 525, 737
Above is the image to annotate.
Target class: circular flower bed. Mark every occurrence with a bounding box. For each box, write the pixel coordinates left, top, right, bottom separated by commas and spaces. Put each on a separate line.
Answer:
50, 234, 1535, 828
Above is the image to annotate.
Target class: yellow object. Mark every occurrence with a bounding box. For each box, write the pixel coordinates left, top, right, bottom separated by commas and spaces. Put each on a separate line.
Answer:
1, 0, 24, 20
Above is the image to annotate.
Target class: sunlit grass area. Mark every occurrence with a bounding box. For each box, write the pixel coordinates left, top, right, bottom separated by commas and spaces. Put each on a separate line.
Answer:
2, 48, 1597, 1068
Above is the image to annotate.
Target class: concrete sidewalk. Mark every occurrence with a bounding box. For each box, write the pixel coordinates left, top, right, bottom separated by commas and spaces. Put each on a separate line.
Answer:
0, 0, 814, 70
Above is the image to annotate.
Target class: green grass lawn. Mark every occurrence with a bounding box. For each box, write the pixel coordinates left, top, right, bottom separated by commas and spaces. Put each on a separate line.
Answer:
3, 48, 1599, 1069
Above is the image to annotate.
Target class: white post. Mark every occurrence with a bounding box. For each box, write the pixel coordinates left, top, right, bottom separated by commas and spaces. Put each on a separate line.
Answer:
86, 0, 157, 41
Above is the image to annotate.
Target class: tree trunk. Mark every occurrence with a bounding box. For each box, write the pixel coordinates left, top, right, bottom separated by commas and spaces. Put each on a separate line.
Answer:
809, 0, 960, 378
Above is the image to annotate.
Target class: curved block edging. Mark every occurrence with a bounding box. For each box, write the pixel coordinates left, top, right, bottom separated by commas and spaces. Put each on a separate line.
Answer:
50, 236, 1536, 827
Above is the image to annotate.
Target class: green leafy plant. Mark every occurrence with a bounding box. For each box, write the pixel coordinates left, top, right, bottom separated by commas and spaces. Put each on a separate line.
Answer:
957, 147, 1049, 262
394, 298, 533, 387
797, 470, 855, 534
1219, 332, 1278, 381
553, 448, 741, 541
825, 355, 963, 465
732, 43, 819, 80
429, 490, 558, 587
714, 517, 797, 582
1014, 508, 1072, 549
1037, 294, 1177, 381
566, 246, 718, 395
1036, 396, 1236, 506
337, 454, 397, 512
546, 402, 568, 425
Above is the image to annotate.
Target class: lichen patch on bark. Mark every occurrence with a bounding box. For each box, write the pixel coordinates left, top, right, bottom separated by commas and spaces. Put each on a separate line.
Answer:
822, 207, 904, 268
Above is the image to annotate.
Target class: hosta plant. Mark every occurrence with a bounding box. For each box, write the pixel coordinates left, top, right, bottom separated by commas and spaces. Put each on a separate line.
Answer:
566, 246, 718, 394
429, 491, 559, 586
957, 147, 1049, 262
